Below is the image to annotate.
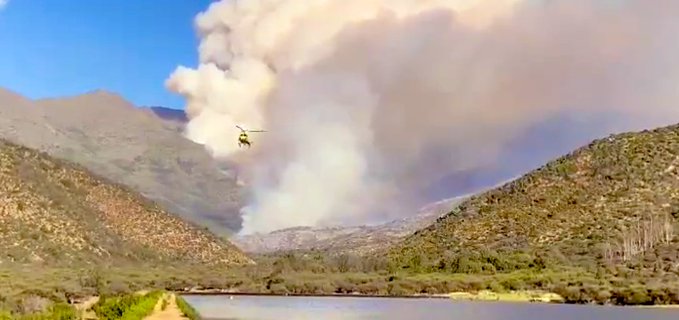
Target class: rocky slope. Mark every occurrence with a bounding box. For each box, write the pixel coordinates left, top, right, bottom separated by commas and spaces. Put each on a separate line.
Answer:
231, 196, 467, 255
0, 88, 242, 234
232, 176, 521, 255
0, 139, 253, 267
389, 122, 679, 275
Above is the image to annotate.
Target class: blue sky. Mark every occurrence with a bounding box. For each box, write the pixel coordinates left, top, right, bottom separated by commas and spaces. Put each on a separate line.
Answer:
0, 0, 214, 109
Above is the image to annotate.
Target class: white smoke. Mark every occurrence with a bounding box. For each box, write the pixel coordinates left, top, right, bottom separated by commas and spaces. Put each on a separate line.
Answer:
167, 0, 679, 234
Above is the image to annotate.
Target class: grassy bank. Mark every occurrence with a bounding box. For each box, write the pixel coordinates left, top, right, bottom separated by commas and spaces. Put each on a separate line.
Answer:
176, 295, 201, 319
3, 249, 679, 316
92, 290, 162, 319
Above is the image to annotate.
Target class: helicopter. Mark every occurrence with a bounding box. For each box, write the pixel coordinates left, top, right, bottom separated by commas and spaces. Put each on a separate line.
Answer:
236, 125, 266, 148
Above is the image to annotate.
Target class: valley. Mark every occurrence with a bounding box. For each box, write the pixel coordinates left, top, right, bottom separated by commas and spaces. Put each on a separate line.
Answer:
2, 107, 679, 317
4, 0, 679, 318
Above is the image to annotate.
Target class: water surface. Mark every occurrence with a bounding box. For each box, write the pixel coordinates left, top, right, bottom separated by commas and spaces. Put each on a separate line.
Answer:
183, 295, 679, 320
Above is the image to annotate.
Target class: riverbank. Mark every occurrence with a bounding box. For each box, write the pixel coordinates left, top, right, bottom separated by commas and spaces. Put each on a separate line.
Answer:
179, 290, 450, 299
3, 262, 679, 316
448, 290, 564, 303
167, 268, 679, 306
178, 291, 679, 309
174, 289, 679, 308
178, 289, 563, 303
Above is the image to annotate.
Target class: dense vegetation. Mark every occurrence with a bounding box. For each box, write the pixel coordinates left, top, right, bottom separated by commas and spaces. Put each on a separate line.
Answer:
202, 252, 677, 305
385, 123, 679, 304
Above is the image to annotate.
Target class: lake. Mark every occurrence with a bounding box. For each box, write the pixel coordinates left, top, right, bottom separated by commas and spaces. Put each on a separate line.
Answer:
182, 295, 679, 320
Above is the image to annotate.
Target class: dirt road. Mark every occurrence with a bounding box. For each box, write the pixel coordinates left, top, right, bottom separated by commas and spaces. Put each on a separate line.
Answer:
143, 293, 189, 320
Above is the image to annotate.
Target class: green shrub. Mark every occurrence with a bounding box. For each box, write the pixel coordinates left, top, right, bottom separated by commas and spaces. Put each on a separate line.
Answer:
119, 293, 161, 320
0, 302, 77, 320
45, 303, 77, 320
93, 291, 162, 320
0, 311, 11, 320
176, 295, 200, 320
93, 294, 141, 318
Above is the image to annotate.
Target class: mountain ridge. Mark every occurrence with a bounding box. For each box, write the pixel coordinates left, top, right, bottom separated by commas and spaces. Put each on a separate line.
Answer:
0, 87, 243, 234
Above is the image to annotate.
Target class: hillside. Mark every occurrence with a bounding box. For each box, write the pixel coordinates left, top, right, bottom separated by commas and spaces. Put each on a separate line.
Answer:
0, 138, 253, 267
232, 176, 520, 255
0, 88, 243, 234
389, 123, 679, 277
232, 197, 466, 255
231, 198, 468, 254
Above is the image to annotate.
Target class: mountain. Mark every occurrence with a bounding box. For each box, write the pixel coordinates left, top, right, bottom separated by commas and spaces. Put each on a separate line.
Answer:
0, 138, 253, 266
146, 106, 189, 124
231, 196, 467, 255
232, 176, 523, 255
389, 122, 679, 276
232, 176, 522, 255
143, 106, 189, 133
0, 88, 243, 235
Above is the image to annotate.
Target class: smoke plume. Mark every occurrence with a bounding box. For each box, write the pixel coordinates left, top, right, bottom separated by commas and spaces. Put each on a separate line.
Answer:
167, 0, 679, 235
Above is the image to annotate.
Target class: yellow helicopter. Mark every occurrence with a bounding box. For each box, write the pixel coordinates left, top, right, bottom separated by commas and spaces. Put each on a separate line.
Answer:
236, 125, 266, 148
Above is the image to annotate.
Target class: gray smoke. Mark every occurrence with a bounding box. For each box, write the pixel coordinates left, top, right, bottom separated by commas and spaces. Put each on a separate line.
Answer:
167, 0, 679, 234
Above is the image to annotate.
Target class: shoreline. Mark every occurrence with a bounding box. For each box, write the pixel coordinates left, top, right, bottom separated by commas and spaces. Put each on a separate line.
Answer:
176, 290, 451, 299
175, 290, 679, 308
175, 289, 567, 304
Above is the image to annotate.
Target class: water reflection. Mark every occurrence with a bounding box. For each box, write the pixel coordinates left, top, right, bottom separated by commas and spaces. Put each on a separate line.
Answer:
183, 295, 679, 320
